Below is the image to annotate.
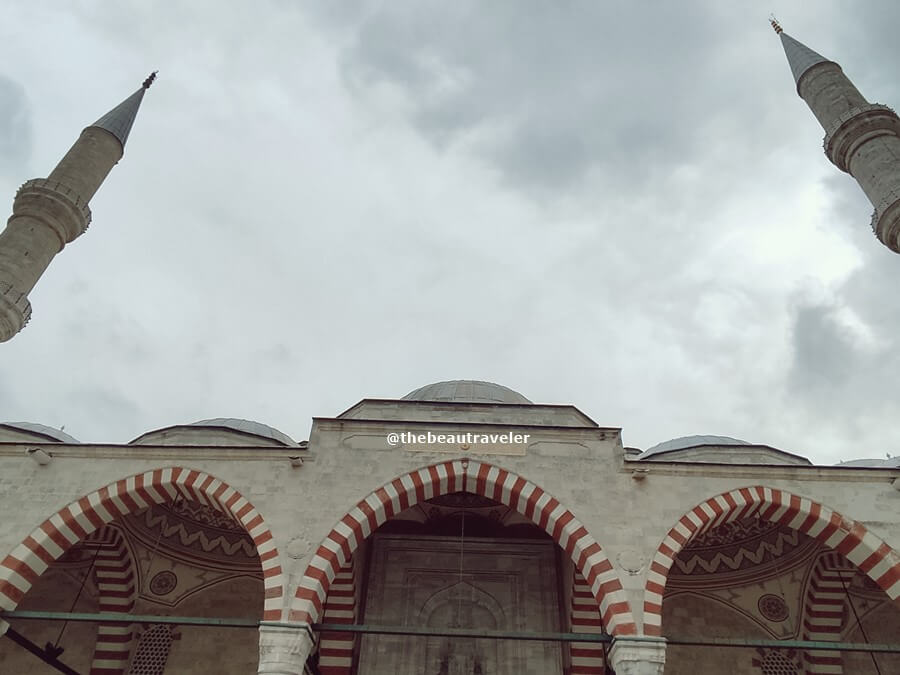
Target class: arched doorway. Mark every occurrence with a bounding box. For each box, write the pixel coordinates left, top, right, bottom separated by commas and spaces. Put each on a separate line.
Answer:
291, 458, 633, 673
0, 467, 284, 674
644, 486, 900, 674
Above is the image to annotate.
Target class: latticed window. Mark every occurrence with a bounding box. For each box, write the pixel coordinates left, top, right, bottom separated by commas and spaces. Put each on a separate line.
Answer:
127, 624, 174, 675
759, 650, 799, 675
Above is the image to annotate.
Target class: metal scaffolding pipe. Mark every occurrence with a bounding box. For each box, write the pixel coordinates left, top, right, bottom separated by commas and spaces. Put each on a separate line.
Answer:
4, 611, 900, 654
2, 610, 257, 628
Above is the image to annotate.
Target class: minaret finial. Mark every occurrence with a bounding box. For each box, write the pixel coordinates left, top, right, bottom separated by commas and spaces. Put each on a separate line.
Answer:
142, 71, 158, 90
770, 15, 783, 35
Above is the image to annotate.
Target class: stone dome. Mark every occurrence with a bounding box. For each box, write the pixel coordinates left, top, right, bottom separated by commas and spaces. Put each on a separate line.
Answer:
402, 380, 532, 404
0, 422, 79, 443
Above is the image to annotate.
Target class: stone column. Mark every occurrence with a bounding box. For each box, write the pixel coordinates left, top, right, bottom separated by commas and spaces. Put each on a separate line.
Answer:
257, 624, 315, 675
608, 637, 666, 675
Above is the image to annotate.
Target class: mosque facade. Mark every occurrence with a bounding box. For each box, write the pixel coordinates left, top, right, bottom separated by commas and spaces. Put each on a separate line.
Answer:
1, 27, 900, 675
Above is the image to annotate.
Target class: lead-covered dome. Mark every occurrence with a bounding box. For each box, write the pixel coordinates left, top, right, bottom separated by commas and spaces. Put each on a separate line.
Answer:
131, 418, 298, 447
637, 434, 810, 465
640, 435, 750, 459
0, 422, 79, 443
835, 457, 900, 468
402, 380, 532, 404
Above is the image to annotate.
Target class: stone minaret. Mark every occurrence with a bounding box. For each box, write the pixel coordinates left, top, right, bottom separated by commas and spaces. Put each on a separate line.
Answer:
773, 21, 900, 254
0, 73, 155, 342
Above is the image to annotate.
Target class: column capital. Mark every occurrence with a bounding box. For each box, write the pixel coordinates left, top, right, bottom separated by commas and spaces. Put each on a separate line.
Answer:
608, 636, 667, 675
257, 623, 315, 675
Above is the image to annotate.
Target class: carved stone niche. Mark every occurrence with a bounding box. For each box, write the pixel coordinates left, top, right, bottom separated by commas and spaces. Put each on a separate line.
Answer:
357, 534, 563, 675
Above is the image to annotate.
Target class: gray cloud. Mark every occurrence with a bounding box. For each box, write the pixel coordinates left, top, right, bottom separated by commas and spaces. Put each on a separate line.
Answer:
1, 1, 900, 466
789, 301, 855, 394
0, 75, 32, 177
330, 3, 737, 194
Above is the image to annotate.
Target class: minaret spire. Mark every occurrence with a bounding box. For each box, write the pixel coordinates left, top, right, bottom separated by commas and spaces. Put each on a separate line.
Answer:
774, 25, 900, 254
776, 31, 833, 93
89, 72, 157, 150
0, 75, 155, 342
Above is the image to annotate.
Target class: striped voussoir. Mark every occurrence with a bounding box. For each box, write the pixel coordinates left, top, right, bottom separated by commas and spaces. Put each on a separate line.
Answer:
291, 459, 636, 635
643, 486, 900, 637
571, 569, 607, 674
0, 467, 284, 623
86, 526, 137, 675
318, 558, 356, 674
802, 551, 856, 675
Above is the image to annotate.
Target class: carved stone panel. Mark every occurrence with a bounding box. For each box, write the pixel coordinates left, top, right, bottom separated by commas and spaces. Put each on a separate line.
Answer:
358, 535, 562, 675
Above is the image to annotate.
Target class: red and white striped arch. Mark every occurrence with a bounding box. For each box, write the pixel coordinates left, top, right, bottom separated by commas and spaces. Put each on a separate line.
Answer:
290, 459, 636, 635
570, 569, 608, 673
802, 551, 856, 675
87, 526, 137, 675
0, 467, 284, 626
643, 486, 900, 637
317, 558, 356, 674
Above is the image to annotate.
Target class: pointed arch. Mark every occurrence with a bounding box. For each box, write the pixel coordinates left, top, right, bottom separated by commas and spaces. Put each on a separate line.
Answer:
290, 458, 636, 635
0, 467, 284, 626
418, 580, 506, 628
643, 486, 900, 637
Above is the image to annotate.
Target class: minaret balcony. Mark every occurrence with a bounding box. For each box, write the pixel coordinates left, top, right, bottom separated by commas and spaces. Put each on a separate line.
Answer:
871, 189, 900, 254
822, 103, 900, 172
0, 280, 31, 342
12, 179, 93, 248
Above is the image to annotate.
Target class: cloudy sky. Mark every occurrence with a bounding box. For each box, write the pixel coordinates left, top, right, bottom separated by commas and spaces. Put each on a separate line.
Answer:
1, 1, 900, 464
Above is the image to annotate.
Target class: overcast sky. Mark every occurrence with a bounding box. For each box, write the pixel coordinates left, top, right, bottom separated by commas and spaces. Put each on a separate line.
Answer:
2, 2, 900, 464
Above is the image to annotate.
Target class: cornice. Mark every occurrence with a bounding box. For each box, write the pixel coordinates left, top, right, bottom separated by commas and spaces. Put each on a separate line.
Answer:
0, 442, 313, 462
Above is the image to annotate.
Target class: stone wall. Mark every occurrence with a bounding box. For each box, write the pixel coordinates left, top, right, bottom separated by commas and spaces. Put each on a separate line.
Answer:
662, 593, 767, 675
1, 403, 899, 673
2, 429, 899, 629
843, 602, 900, 674
357, 534, 562, 675
0, 567, 98, 673
147, 577, 262, 674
